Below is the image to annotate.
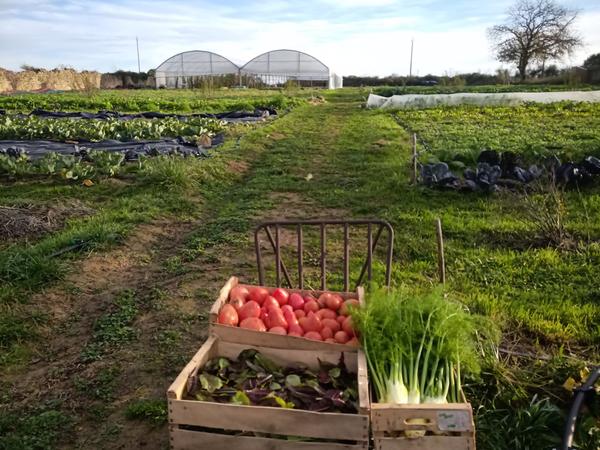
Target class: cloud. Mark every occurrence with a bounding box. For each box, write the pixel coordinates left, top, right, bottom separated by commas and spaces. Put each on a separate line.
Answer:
0, 0, 598, 75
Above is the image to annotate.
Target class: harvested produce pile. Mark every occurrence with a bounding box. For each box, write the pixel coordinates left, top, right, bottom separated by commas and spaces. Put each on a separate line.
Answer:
218, 285, 359, 345
0, 108, 276, 123
397, 102, 600, 163
185, 348, 358, 413
421, 149, 600, 192
352, 288, 479, 404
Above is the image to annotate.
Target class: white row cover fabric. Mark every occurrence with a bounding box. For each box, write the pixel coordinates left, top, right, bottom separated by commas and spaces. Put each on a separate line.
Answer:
367, 91, 600, 109
155, 49, 341, 88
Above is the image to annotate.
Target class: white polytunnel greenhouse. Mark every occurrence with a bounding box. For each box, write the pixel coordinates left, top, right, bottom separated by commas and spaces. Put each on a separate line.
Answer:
154, 49, 342, 89
154, 50, 240, 88
240, 49, 340, 88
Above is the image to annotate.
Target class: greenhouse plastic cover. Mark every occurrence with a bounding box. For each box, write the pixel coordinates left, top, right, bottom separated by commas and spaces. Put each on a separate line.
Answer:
241, 50, 329, 80
367, 91, 600, 109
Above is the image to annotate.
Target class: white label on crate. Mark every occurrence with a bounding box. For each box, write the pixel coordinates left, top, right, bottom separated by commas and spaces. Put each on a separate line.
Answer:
436, 410, 470, 431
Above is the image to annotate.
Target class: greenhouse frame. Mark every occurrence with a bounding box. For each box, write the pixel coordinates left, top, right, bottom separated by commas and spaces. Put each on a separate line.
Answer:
154, 50, 240, 89
154, 49, 342, 89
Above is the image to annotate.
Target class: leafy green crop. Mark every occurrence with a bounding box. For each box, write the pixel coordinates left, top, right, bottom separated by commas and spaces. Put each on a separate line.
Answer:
0, 116, 225, 143
187, 348, 358, 413
396, 101, 600, 163
0, 90, 306, 114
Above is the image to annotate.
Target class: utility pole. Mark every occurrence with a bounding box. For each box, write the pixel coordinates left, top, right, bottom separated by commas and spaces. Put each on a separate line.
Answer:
136, 37, 141, 73
409, 38, 414, 78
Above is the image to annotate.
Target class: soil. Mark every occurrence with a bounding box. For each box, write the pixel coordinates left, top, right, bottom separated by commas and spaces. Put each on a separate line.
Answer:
0, 200, 95, 243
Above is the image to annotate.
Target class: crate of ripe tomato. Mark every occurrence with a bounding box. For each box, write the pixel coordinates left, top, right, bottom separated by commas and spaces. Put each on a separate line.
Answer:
209, 277, 361, 351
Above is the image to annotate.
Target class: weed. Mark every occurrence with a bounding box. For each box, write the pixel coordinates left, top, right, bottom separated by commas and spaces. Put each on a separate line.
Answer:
73, 365, 121, 401
0, 408, 72, 450
124, 399, 167, 426
163, 255, 186, 275
81, 290, 138, 362
476, 395, 563, 450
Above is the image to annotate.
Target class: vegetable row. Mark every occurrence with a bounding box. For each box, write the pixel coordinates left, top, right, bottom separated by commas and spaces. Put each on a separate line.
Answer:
397, 101, 600, 163
0, 92, 305, 114
0, 116, 225, 143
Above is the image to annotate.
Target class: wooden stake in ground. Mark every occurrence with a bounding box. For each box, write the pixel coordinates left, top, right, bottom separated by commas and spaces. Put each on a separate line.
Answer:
411, 133, 418, 185
435, 218, 446, 284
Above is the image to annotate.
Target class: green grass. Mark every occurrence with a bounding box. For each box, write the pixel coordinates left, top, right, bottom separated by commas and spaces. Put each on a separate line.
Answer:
0, 406, 72, 450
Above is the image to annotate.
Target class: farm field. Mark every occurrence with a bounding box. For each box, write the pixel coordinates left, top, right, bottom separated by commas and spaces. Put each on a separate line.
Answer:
0, 87, 599, 449
395, 101, 600, 163
0, 88, 314, 113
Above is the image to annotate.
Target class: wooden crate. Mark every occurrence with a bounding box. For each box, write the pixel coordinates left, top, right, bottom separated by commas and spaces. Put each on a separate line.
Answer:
370, 401, 476, 450
168, 336, 370, 450
209, 276, 362, 351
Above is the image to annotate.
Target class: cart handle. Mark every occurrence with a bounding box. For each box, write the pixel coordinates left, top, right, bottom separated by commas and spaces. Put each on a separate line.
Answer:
254, 219, 394, 290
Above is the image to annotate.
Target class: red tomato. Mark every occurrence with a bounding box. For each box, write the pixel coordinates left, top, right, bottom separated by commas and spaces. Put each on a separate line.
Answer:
288, 323, 304, 336
316, 308, 337, 320
260, 307, 269, 323
320, 326, 334, 340
302, 311, 322, 332
229, 298, 244, 312
298, 317, 309, 332
272, 288, 289, 306
229, 285, 250, 302
322, 318, 341, 333
248, 287, 269, 305
340, 298, 360, 316
336, 315, 346, 325
288, 293, 305, 310
218, 304, 239, 326
267, 307, 288, 330
281, 304, 294, 315
269, 326, 287, 335
320, 292, 343, 312
294, 309, 306, 319
262, 296, 280, 311
283, 309, 299, 328
334, 330, 350, 344
304, 300, 319, 313
238, 301, 261, 321
239, 317, 266, 332
304, 331, 323, 341
305, 294, 318, 306
342, 316, 354, 336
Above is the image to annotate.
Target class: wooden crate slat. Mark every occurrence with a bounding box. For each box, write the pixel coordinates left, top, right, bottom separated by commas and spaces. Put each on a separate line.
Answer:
374, 435, 475, 450
370, 403, 474, 433
171, 427, 367, 450
167, 335, 218, 400
169, 399, 368, 441
216, 340, 359, 372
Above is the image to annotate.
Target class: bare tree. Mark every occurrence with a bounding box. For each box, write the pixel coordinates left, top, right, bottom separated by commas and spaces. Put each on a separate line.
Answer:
488, 0, 582, 81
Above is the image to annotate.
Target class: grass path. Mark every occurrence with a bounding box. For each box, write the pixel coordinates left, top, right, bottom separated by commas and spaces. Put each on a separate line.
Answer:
1, 91, 598, 449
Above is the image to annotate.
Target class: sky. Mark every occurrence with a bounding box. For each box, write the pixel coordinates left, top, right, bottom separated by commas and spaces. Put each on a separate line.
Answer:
1, 0, 599, 77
